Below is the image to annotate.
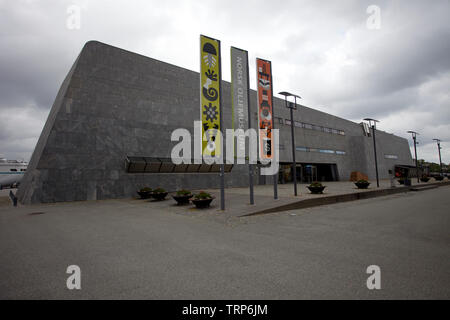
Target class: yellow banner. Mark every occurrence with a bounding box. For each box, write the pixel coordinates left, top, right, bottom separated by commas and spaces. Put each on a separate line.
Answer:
200, 35, 221, 156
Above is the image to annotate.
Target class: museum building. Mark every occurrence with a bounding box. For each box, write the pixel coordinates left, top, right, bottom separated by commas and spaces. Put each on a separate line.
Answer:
17, 41, 413, 203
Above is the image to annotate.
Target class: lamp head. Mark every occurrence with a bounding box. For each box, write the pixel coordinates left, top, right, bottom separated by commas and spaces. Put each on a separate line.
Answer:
278, 91, 301, 99
279, 91, 301, 109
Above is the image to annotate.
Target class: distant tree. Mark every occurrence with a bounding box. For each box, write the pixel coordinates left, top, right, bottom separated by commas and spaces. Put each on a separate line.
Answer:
417, 159, 448, 173
428, 162, 441, 173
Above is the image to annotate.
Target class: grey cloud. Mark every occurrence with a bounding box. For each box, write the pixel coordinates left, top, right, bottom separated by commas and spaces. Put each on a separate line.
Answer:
0, 0, 448, 163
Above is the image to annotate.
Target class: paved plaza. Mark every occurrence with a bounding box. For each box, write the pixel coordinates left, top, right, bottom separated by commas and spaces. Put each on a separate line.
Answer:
1, 178, 449, 220
0, 182, 449, 299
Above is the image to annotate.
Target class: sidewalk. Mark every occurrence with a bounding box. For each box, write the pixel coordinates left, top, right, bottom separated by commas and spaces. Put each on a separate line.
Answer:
199, 178, 450, 217
2, 179, 448, 219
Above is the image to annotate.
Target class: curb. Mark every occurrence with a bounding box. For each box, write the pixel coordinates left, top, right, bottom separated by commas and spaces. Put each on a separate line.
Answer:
242, 180, 450, 217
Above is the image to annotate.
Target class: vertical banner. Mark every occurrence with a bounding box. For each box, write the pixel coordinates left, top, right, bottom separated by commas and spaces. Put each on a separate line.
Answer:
230, 47, 249, 160
256, 58, 274, 160
200, 35, 221, 156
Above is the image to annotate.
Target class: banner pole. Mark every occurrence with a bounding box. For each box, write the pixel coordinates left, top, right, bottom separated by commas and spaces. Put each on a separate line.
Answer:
245, 51, 255, 205
218, 39, 225, 210
270, 62, 278, 200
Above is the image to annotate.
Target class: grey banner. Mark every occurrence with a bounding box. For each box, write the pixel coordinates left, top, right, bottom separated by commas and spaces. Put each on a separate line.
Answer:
231, 47, 249, 159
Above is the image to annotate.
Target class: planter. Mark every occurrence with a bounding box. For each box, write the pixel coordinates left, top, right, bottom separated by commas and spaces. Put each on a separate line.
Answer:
434, 176, 444, 181
137, 191, 152, 199
420, 177, 430, 182
151, 192, 168, 201
191, 197, 214, 208
397, 179, 405, 185
355, 182, 370, 189
307, 186, 326, 194
172, 194, 193, 205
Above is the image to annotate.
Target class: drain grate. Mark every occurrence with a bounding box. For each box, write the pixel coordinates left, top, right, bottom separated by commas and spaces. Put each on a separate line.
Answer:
27, 212, 45, 216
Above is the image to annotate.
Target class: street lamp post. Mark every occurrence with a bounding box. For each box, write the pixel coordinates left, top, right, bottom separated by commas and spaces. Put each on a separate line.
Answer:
433, 139, 443, 177
279, 91, 301, 196
407, 131, 420, 183
364, 118, 380, 187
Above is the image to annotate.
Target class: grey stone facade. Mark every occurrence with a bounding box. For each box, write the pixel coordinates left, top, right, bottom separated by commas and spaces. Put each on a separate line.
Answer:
17, 41, 413, 204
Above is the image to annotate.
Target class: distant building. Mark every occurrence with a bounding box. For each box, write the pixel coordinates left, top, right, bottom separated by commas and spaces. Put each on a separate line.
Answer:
17, 41, 413, 203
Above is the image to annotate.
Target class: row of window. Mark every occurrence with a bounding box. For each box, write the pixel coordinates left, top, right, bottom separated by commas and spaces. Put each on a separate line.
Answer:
275, 117, 345, 136
9, 168, 26, 171
279, 146, 397, 159
295, 146, 346, 155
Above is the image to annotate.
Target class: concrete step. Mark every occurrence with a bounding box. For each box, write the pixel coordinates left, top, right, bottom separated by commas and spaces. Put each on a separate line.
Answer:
410, 185, 439, 192
244, 181, 450, 217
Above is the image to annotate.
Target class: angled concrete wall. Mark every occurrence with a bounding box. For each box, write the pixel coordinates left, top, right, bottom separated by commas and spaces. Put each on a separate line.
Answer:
18, 41, 252, 203
18, 41, 413, 204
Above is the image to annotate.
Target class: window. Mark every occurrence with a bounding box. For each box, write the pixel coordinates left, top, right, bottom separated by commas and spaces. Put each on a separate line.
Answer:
303, 123, 313, 129
285, 119, 291, 125
384, 154, 398, 159
10, 169, 17, 171
332, 129, 339, 134
277, 117, 284, 124
294, 121, 302, 128
20, 169, 26, 171
294, 147, 345, 155
324, 127, 332, 133
313, 125, 323, 131
338, 130, 345, 136
319, 149, 335, 154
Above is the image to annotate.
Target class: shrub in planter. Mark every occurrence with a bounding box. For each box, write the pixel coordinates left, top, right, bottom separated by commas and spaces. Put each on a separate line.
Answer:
151, 187, 168, 201
420, 175, 430, 182
191, 191, 214, 208
172, 189, 193, 205
355, 179, 370, 189
137, 187, 152, 199
307, 182, 326, 194
434, 175, 444, 181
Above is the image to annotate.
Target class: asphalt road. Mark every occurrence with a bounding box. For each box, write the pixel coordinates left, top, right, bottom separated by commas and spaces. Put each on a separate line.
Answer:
1, 186, 449, 299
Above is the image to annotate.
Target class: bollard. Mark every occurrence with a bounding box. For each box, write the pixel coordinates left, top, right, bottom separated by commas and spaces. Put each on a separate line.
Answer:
9, 190, 17, 207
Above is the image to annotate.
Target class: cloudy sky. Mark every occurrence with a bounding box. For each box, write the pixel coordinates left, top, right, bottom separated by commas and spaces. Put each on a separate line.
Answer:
0, 0, 449, 164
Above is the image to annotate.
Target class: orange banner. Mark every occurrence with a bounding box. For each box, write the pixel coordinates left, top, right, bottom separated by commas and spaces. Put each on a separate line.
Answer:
256, 58, 273, 160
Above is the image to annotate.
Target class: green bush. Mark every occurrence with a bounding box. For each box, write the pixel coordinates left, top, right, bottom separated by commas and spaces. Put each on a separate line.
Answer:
356, 179, 369, 184
176, 189, 191, 196
153, 187, 166, 193
309, 182, 323, 187
140, 187, 152, 192
194, 191, 212, 199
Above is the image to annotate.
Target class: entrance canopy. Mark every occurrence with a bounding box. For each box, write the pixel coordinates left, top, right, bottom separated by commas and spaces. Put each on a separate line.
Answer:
125, 156, 233, 174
